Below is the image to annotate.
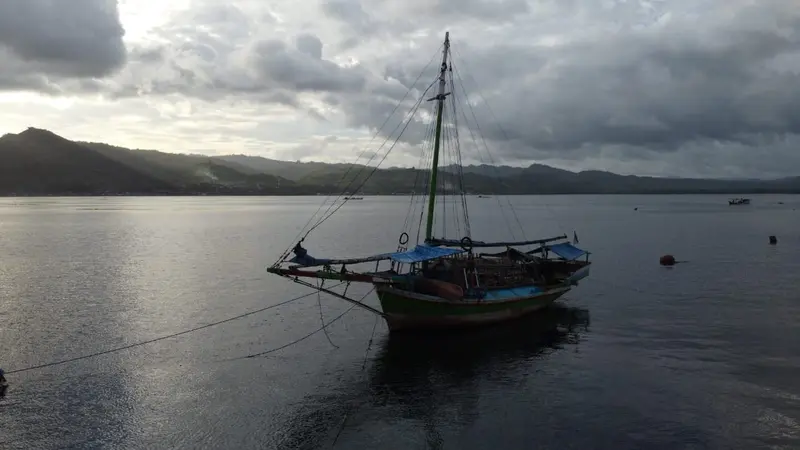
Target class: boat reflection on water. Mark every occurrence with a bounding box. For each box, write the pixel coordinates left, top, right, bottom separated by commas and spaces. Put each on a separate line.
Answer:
273, 305, 590, 449
372, 304, 591, 375
366, 305, 590, 447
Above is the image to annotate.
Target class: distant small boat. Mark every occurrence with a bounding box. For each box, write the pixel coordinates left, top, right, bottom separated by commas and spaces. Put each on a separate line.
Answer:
729, 197, 751, 205
344, 196, 364, 200
477, 195, 491, 198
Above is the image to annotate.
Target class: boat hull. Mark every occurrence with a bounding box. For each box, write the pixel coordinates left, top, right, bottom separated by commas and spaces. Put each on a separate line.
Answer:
375, 285, 571, 332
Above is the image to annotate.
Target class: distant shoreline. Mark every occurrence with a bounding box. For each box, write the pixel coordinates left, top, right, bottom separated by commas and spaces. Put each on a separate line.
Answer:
2, 191, 799, 198
3, 128, 798, 197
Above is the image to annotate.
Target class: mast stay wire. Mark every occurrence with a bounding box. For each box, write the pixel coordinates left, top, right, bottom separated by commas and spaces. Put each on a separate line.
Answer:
274, 45, 445, 265
401, 103, 437, 240
447, 60, 518, 241
302, 77, 439, 236
447, 75, 472, 238
300, 78, 440, 239
414, 105, 438, 244
450, 45, 568, 238
449, 46, 527, 226
440, 98, 466, 239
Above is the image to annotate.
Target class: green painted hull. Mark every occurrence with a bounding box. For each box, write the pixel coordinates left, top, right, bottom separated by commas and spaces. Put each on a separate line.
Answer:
375, 285, 571, 332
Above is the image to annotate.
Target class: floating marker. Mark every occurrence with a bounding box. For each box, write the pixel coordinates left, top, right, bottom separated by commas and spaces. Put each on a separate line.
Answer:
769, 235, 777, 245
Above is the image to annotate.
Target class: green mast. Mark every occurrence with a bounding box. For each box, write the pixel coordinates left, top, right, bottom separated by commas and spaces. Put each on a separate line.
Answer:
424, 31, 450, 241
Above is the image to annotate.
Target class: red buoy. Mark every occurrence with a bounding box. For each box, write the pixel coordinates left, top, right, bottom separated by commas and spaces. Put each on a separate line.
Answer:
659, 254, 676, 266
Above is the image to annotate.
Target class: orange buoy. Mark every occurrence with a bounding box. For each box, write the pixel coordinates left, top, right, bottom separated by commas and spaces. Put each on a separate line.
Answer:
659, 254, 676, 266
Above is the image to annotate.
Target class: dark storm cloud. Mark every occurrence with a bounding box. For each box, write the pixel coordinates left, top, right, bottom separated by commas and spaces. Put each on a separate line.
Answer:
318, 0, 800, 169
247, 38, 366, 93
0, 70, 59, 94
0, 0, 126, 87
336, 92, 437, 146
296, 34, 324, 60
470, 9, 800, 158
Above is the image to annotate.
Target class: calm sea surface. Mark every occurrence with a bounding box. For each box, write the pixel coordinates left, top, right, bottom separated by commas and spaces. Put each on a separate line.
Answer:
1, 195, 799, 449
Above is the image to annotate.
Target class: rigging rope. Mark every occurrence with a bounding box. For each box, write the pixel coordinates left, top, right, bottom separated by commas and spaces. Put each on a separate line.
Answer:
303, 77, 438, 231
451, 46, 569, 237
234, 287, 376, 360
3, 283, 345, 375
332, 300, 381, 449
415, 123, 435, 244
362, 314, 380, 370
274, 45, 445, 265
450, 58, 527, 241
408, 101, 438, 244
447, 82, 472, 238
318, 280, 340, 349
401, 110, 435, 239
300, 78, 440, 239
243, 305, 356, 359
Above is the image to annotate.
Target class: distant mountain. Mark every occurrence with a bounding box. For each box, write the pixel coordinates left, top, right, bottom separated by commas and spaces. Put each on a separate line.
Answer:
0, 128, 303, 195
224, 153, 800, 195
216, 154, 356, 181
1, 127, 798, 196
442, 163, 535, 178
0, 128, 173, 195
81, 141, 294, 191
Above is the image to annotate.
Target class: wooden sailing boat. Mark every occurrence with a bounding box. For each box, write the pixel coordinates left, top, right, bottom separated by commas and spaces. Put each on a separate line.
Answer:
267, 32, 591, 332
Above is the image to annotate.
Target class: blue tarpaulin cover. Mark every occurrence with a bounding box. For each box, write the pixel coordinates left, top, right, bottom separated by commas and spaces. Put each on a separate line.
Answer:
288, 254, 332, 266
287, 245, 461, 267
389, 245, 464, 264
547, 242, 588, 260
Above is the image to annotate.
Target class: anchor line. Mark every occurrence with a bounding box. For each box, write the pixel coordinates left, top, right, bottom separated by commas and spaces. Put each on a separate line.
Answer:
285, 276, 386, 317
3, 282, 346, 375
233, 287, 377, 360
318, 279, 340, 349
362, 315, 379, 370
331, 298, 382, 448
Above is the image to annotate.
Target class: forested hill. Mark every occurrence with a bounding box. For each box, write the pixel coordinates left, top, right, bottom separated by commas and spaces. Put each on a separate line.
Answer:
1, 127, 798, 195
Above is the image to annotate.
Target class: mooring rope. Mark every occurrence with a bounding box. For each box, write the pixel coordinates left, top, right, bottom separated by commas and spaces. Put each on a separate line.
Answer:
3, 283, 347, 375
228, 287, 377, 361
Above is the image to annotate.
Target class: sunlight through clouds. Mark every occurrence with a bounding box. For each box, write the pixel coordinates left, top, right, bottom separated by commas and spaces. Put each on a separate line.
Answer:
118, 0, 192, 43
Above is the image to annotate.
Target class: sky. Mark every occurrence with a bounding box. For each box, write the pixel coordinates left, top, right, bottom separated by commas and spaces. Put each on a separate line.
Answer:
1, 0, 800, 179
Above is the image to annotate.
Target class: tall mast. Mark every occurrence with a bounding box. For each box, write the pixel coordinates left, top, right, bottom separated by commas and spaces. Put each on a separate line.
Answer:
424, 31, 450, 242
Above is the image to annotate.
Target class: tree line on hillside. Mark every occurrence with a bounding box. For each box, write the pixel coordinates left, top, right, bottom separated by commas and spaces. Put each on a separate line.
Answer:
1, 127, 798, 196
